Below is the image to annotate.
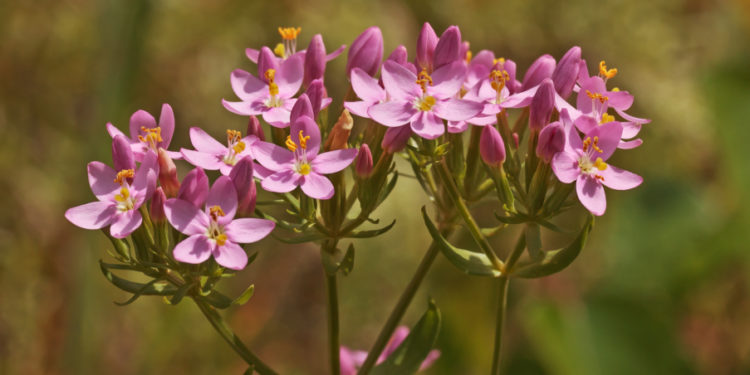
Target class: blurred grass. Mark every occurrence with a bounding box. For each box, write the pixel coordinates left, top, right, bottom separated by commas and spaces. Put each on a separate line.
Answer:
1, 0, 749, 374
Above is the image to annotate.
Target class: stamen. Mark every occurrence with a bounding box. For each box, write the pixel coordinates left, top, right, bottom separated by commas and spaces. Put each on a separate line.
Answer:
286, 136, 297, 152
137, 126, 162, 146
114, 169, 135, 185
601, 113, 615, 124
297, 163, 311, 175
264, 69, 279, 97
586, 90, 609, 104
278, 27, 302, 41
490, 69, 510, 93
226, 129, 242, 144
599, 60, 618, 80
298, 130, 310, 150
582, 137, 603, 153
273, 43, 285, 57
465, 50, 472, 63
416, 69, 433, 93
594, 157, 608, 171
215, 233, 228, 246
209, 205, 225, 221
233, 141, 246, 154
417, 96, 436, 111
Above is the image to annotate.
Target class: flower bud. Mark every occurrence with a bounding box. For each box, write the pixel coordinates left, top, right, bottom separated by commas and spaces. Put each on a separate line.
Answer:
258, 46, 279, 81
433, 25, 461, 70
112, 135, 135, 172
347, 26, 383, 76
382, 125, 412, 154
416, 22, 438, 71
480, 125, 506, 167
552, 46, 581, 99
177, 168, 209, 207
149, 186, 167, 223
290, 94, 314, 124
246, 115, 265, 142
386, 45, 408, 66
529, 79, 555, 131
157, 148, 179, 197
306, 79, 326, 118
536, 121, 565, 162
512, 132, 520, 149
324, 109, 353, 151
303, 34, 326, 87
354, 144, 374, 178
230, 156, 257, 216
521, 54, 556, 91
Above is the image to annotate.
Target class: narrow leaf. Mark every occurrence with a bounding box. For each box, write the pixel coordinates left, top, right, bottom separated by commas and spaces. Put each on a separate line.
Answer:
345, 220, 396, 238
233, 284, 255, 306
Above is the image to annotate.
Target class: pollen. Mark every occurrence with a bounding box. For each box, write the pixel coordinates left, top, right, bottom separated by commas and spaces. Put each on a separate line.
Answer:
227, 129, 242, 143
297, 162, 311, 175
273, 43, 285, 57
138, 126, 162, 145
264, 69, 279, 97
465, 50, 472, 63
601, 113, 615, 124
594, 157, 608, 171
233, 141, 246, 154
278, 27, 302, 41
416, 69, 433, 92
493, 57, 506, 65
114, 169, 135, 185
114, 187, 130, 202
586, 90, 609, 104
298, 131, 310, 149
490, 69, 510, 93
582, 136, 604, 153
416, 95, 436, 111
215, 233, 228, 246
209, 205, 225, 221
599, 60, 618, 80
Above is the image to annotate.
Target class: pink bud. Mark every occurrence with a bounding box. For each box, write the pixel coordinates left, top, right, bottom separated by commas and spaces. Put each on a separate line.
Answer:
291, 94, 314, 124
177, 168, 209, 207
347, 26, 383, 76
381, 126, 412, 154
157, 148, 179, 197
529, 79, 555, 131
230, 157, 257, 216
112, 135, 135, 172
306, 79, 326, 119
386, 45, 408, 66
552, 46, 581, 99
354, 144, 374, 178
433, 25, 461, 70
536, 121, 565, 163
521, 54, 556, 91
512, 133, 520, 149
150, 186, 167, 223
416, 22, 438, 71
258, 46, 279, 81
246, 115, 265, 142
480, 126, 506, 167
303, 34, 326, 87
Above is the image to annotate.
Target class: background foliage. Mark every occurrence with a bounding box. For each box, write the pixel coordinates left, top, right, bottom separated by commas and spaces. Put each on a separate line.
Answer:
1, 0, 749, 373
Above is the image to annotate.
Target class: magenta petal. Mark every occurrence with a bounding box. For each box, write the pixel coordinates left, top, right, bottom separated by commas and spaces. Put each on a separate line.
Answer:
206, 176, 238, 223
222, 99, 259, 116
110, 209, 143, 238
213, 241, 248, 270
369, 101, 417, 127
190, 127, 226, 154
448, 120, 469, 133
600, 166, 643, 190
291, 116, 322, 157
132, 151, 158, 205
340, 347, 358, 375
225, 218, 275, 243
106, 122, 127, 139
261, 170, 301, 193
621, 122, 642, 139
231, 69, 267, 101
129, 110, 157, 140
381, 61, 421, 102
88, 161, 119, 200
262, 106, 292, 127
181, 149, 223, 171
608, 90, 634, 110
618, 138, 643, 149
326, 44, 347, 61
311, 149, 358, 174
351, 68, 386, 102
574, 115, 598, 134
615, 108, 651, 124
344, 101, 373, 118
164, 198, 209, 235
429, 61, 466, 99
419, 350, 441, 370
501, 86, 538, 108
245, 48, 260, 63
65, 201, 116, 230
301, 172, 335, 199
411, 111, 445, 140
157, 103, 175, 148
277, 54, 304, 97
576, 175, 606, 216
178, 168, 210, 207
586, 122, 623, 160
254, 142, 295, 170
551, 152, 580, 183
173, 234, 213, 264
433, 98, 484, 122
383, 326, 410, 358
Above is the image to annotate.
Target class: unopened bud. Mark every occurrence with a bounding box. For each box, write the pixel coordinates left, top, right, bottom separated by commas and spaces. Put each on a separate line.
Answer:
325, 109, 353, 151
306, 79, 327, 119
230, 157, 257, 216
512, 133, 520, 149
354, 144, 374, 178
178, 168, 209, 207
246, 115, 265, 142
416, 22, 438, 71
291, 94, 314, 124
386, 45, 408, 66
552, 46, 581, 99
258, 46, 280, 81
433, 25, 462, 70
536, 121, 565, 163
529, 79, 555, 131
480, 125, 506, 167
303, 34, 326, 87
150, 186, 167, 223
347, 26, 383, 76
112, 135, 135, 172
381, 125, 412, 154
157, 148, 179, 197
521, 54, 556, 91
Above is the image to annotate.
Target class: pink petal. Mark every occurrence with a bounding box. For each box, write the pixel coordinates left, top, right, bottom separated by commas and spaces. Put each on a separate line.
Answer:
381, 61, 421, 102
181, 149, 224, 171
615, 108, 651, 124
565, 120, 584, 152
368, 101, 417, 127
276, 54, 304, 97
245, 48, 259, 63
585, 122, 623, 160
173, 234, 213, 264
261, 170, 301, 193
383, 327, 410, 358
300, 172, 335, 199
420, 350, 441, 370
231, 69, 267, 101
87, 161, 119, 200
340, 347, 358, 375
190, 127, 226, 154
106, 122, 128, 140
129, 110, 156, 141
326, 44, 347, 61
65, 201, 116, 230
222, 99, 262, 116
501, 86, 538, 108
132, 151, 158, 205
206, 176, 238, 223
555, 93, 581, 121
157, 103, 175, 148
428, 61, 466, 99
573, 115, 598, 134
351, 68, 386, 102
600, 165, 643, 190
225, 218, 275, 243
551, 152, 580, 183
576, 175, 606, 216
164, 198, 209, 235
311, 149, 358, 174
447, 120, 469, 133
254, 163, 274, 180
433, 98, 484, 122
617, 138, 643, 149
254, 142, 295, 170
608, 90, 634, 110
213, 241, 248, 270
262, 106, 292, 128
109, 209, 143, 238
621, 122, 642, 139
291, 115, 322, 157
411, 111, 445, 140
344, 101, 373, 118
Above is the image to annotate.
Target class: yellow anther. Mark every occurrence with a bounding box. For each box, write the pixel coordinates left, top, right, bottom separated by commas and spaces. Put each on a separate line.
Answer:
264, 69, 276, 83
594, 157, 608, 171
278, 27, 302, 41
273, 43, 285, 57
114, 169, 135, 185
465, 50, 472, 63
138, 126, 163, 144
586, 90, 609, 104
611, 87, 620, 92
297, 163, 311, 175
264, 69, 279, 96
209, 205, 225, 221
416, 69, 433, 92
215, 233, 228, 246
601, 113, 615, 124
226, 129, 242, 143
490, 69, 510, 93
232, 141, 246, 154
285, 135, 297, 152
298, 130, 310, 150
599, 60, 618, 79
417, 96, 437, 111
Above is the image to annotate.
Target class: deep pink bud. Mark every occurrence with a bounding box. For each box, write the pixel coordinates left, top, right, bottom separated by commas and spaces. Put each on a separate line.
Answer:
150, 186, 167, 223
536, 121, 565, 162
157, 148, 179, 197
177, 168, 209, 207
416, 22, 438, 71
258, 47, 279, 81
381, 126, 412, 154
387, 45, 408, 66
347, 26, 383, 76
354, 144, 374, 178
480, 125, 506, 167
112, 135, 135, 172
521, 54, 556, 91
306, 79, 326, 119
552, 46, 581, 99
433, 26, 461, 70
291, 94, 314, 124
529, 79, 555, 131
247, 115, 265, 142
230, 156, 257, 216
512, 133, 520, 149
303, 34, 326, 87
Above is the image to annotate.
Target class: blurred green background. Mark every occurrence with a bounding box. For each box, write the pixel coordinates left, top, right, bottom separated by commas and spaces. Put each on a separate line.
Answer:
2, 0, 750, 373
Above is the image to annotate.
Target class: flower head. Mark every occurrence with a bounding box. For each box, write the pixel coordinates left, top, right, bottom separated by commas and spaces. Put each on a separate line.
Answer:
339, 326, 440, 375
181, 127, 258, 176
107, 104, 181, 161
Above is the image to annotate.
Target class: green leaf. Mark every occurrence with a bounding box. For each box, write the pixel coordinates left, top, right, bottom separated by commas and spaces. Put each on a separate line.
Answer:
232, 284, 255, 306
525, 223, 543, 260
371, 299, 442, 375
320, 244, 355, 276
376, 170, 399, 206
346, 219, 396, 238
272, 231, 328, 244
167, 282, 193, 305
339, 244, 355, 276
511, 214, 595, 278
494, 212, 530, 224
201, 290, 234, 309
422, 207, 501, 277
100, 260, 176, 297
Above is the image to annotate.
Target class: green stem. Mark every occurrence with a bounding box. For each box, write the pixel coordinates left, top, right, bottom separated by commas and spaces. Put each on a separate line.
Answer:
326, 273, 341, 375
193, 298, 278, 375
491, 276, 510, 375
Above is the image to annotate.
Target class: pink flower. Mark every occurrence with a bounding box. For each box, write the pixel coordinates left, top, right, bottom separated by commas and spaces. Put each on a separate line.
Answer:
339, 326, 440, 375
344, 67, 387, 119
65, 150, 158, 238
245, 27, 345, 65
106, 103, 181, 161
551, 122, 642, 216
164, 176, 275, 270
181, 127, 258, 176
254, 116, 357, 200
367, 60, 483, 139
